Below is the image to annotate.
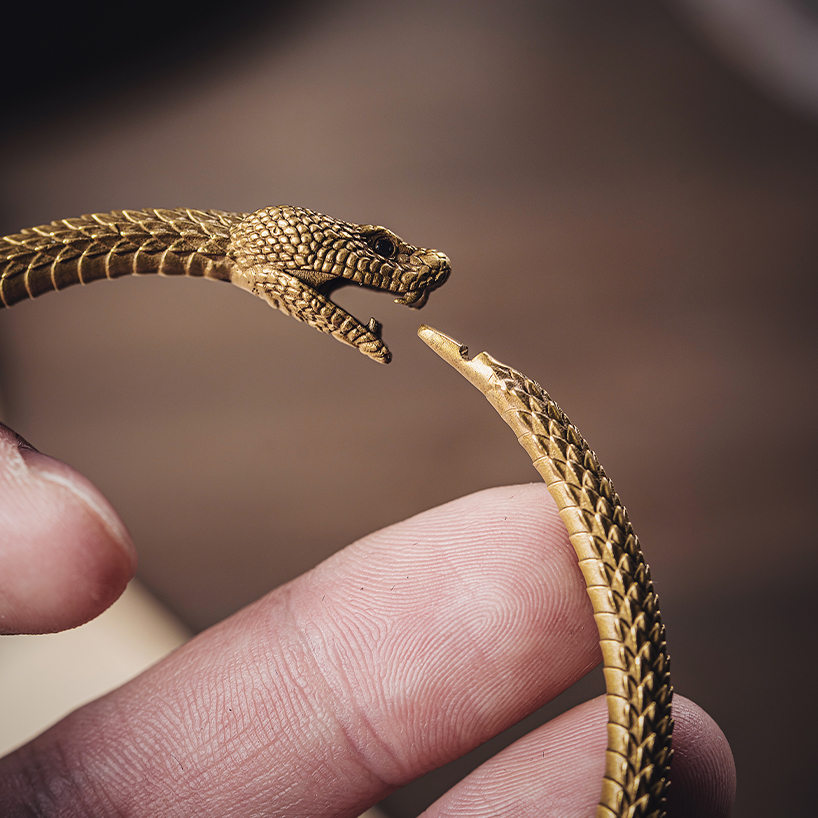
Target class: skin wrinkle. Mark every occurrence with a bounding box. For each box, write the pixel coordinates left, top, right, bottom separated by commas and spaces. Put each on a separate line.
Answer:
309, 542, 474, 760
288, 485, 599, 781
301, 609, 486, 790
421, 698, 609, 818
300, 548, 434, 769
280, 585, 401, 797
76, 652, 236, 812
293, 704, 397, 813
170, 626, 311, 807
211, 625, 292, 772
153, 588, 383, 815
16, 736, 108, 818
74, 700, 181, 815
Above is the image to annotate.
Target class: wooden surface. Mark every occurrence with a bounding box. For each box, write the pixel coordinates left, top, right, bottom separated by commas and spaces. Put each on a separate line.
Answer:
1, 1, 816, 815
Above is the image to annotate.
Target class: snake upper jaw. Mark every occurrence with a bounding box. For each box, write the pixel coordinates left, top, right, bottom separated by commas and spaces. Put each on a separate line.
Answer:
394, 289, 429, 309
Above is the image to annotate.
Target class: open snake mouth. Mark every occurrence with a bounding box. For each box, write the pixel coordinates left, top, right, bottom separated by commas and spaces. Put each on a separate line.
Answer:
317, 276, 437, 342
317, 241, 449, 319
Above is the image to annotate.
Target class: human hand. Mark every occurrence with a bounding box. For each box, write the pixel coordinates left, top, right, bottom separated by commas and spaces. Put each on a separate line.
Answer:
0, 425, 735, 816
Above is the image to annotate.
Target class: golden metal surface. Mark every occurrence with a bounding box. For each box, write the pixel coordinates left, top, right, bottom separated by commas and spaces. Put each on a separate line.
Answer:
0, 207, 672, 816
0, 206, 450, 363
419, 326, 673, 818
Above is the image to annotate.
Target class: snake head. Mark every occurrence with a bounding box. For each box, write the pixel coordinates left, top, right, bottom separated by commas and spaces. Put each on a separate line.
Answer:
348, 222, 451, 308
228, 206, 450, 363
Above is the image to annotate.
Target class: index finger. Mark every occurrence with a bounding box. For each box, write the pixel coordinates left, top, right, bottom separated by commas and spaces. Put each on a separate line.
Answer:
0, 483, 601, 816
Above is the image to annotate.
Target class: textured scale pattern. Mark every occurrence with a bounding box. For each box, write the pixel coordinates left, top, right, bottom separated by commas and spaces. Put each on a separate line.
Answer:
490, 364, 673, 818
0, 205, 450, 363
0, 208, 242, 307
230, 205, 445, 303
419, 327, 673, 818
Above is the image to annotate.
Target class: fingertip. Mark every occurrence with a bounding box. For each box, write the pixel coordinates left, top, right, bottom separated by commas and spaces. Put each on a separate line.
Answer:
421, 694, 735, 818
667, 695, 737, 818
0, 425, 137, 634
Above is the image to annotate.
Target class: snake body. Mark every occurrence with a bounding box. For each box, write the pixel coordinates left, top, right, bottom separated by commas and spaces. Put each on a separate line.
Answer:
420, 327, 673, 818
1, 207, 671, 817
0, 206, 451, 363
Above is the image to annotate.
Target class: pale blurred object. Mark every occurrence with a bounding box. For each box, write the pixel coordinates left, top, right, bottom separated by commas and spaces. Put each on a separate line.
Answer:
0, 580, 191, 755
672, 0, 818, 115
0, 582, 389, 817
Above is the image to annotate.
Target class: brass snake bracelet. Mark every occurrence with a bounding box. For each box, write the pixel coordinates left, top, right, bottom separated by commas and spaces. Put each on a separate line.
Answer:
1, 206, 672, 818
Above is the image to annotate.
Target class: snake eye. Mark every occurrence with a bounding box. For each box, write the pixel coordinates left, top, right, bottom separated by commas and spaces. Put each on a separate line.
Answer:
371, 235, 397, 259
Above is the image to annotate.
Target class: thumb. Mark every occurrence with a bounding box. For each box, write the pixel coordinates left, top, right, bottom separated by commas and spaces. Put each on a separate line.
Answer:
0, 423, 137, 635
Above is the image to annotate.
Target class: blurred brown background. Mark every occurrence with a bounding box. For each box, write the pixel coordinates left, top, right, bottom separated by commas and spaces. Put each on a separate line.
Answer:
1, 0, 816, 814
